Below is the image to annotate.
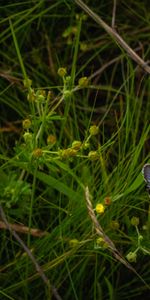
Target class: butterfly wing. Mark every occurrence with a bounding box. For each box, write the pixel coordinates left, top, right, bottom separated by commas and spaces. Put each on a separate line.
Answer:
142, 163, 150, 189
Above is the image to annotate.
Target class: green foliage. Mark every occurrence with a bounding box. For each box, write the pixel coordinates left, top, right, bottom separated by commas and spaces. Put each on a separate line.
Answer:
0, 172, 31, 213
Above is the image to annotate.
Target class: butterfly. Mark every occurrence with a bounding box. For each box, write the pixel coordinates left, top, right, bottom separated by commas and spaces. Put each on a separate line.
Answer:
142, 163, 150, 191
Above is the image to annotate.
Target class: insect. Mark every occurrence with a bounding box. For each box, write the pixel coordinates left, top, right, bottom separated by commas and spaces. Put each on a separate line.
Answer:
142, 163, 150, 191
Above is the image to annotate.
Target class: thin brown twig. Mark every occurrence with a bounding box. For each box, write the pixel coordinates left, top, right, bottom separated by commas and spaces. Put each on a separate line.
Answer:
88, 45, 145, 82
0, 205, 62, 300
74, 0, 150, 74
0, 71, 22, 86
89, 56, 119, 81
0, 220, 49, 237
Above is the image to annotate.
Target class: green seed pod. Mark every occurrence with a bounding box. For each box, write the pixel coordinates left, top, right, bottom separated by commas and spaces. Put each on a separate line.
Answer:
88, 151, 99, 160
59, 148, 77, 158
78, 76, 89, 87
57, 67, 67, 77
23, 132, 33, 144
69, 239, 79, 247
89, 125, 99, 136
131, 217, 139, 226
22, 119, 32, 129
23, 78, 32, 88
71, 140, 82, 150
126, 252, 137, 263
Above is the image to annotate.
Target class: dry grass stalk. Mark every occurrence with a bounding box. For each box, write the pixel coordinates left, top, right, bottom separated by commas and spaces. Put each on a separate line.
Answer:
75, 0, 150, 74
85, 186, 137, 271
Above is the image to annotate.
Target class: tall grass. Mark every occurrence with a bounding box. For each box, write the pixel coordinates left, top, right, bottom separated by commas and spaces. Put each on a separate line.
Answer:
0, 1, 150, 299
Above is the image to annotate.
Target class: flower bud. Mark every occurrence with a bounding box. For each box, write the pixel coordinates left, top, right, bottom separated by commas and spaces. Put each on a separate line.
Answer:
63, 90, 72, 100
78, 76, 89, 87
96, 237, 108, 249
131, 217, 139, 226
104, 196, 111, 206
57, 67, 67, 77
88, 151, 99, 160
126, 252, 137, 263
59, 148, 77, 158
82, 142, 90, 150
32, 148, 43, 158
47, 135, 56, 145
71, 140, 82, 150
27, 89, 35, 101
69, 239, 79, 247
110, 220, 120, 230
22, 119, 31, 129
23, 78, 32, 88
89, 125, 99, 136
23, 132, 32, 144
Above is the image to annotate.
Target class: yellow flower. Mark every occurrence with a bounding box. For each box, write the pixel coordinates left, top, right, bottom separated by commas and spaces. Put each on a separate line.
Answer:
95, 203, 105, 214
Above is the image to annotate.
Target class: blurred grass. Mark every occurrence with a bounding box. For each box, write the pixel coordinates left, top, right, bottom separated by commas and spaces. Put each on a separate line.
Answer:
0, 0, 150, 299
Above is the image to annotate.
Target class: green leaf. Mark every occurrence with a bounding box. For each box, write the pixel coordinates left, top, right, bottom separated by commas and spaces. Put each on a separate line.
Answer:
36, 171, 83, 202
